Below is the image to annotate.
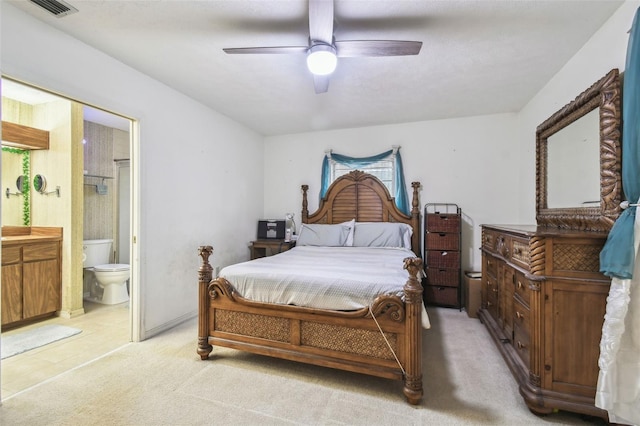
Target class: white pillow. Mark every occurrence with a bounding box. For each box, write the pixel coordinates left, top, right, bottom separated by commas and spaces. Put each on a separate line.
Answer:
353, 222, 413, 248
296, 222, 353, 247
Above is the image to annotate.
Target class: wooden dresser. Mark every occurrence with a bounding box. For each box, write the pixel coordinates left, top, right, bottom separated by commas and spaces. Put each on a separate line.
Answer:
479, 224, 610, 420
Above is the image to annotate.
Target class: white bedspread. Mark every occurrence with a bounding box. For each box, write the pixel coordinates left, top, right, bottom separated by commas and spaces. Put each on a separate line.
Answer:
219, 246, 430, 328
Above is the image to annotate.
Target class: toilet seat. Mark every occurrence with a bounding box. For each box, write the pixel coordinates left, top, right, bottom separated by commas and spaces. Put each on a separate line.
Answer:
94, 263, 130, 272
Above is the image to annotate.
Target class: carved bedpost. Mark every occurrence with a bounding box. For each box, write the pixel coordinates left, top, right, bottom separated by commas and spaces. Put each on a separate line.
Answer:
197, 245, 213, 360
301, 184, 309, 224
411, 182, 421, 255
402, 256, 424, 405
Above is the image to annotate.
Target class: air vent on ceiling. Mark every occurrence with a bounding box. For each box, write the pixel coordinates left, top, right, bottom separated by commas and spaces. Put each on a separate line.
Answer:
29, 0, 78, 17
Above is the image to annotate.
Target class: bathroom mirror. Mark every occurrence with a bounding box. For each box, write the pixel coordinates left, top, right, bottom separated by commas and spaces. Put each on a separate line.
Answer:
33, 174, 47, 194
1, 147, 31, 226
536, 68, 622, 231
16, 175, 25, 193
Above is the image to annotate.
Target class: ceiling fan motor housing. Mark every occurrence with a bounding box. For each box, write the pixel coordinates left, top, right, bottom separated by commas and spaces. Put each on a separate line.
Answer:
307, 43, 338, 75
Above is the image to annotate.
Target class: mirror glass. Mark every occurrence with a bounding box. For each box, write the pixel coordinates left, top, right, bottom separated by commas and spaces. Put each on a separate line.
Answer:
546, 108, 600, 208
16, 175, 25, 193
536, 69, 622, 231
1, 147, 31, 226
33, 174, 47, 193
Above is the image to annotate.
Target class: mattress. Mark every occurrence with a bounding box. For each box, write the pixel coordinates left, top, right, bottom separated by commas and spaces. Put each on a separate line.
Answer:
219, 246, 430, 328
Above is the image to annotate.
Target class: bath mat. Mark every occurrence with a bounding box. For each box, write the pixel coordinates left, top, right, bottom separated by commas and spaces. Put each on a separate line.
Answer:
1, 325, 82, 359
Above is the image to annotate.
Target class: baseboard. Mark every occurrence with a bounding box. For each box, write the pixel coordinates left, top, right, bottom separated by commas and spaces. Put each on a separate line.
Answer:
58, 308, 86, 319
141, 310, 197, 340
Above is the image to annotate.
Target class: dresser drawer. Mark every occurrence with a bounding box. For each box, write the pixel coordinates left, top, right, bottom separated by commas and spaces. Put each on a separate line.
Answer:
482, 229, 498, 252
514, 271, 531, 307
425, 267, 459, 287
426, 213, 460, 232
513, 298, 530, 335
426, 250, 460, 269
485, 277, 499, 320
511, 237, 531, 270
513, 321, 530, 368
424, 285, 459, 307
484, 255, 497, 278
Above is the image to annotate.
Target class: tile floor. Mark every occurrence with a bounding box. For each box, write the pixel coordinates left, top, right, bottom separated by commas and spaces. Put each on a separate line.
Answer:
0, 301, 130, 399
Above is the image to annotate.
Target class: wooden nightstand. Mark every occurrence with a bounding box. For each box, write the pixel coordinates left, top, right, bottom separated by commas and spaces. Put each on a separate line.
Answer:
249, 239, 295, 259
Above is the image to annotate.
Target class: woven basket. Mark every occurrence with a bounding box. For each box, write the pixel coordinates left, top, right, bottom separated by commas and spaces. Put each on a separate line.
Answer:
426, 250, 460, 269
426, 214, 460, 233
426, 232, 460, 250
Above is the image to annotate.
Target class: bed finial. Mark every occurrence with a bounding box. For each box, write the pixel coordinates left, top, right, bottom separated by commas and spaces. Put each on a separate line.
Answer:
411, 182, 420, 214
403, 257, 423, 291
301, 184, 309, 223
198, 246, 214, 283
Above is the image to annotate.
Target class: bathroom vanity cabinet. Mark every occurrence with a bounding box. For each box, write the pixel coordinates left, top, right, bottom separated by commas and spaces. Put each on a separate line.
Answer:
1, 227, 62, 328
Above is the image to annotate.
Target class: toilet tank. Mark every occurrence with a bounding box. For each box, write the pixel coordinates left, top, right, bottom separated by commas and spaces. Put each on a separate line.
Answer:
83, 239, 113, 267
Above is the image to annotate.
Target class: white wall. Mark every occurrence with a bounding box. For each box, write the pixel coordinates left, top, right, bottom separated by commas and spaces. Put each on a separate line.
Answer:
517, 1, 639, 223
264, 113, 520, 272
1, 4, 265, 336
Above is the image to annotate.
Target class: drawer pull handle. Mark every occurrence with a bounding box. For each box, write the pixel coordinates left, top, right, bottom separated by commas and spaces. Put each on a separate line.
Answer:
492, 288, 498, 293
487, 301, 492, 307
516, 311, 524, 320
517, 341, 527, 350
517, 281, 523, 290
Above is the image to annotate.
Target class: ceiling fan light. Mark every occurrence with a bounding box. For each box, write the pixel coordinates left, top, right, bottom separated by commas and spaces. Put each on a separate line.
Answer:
307, 44, 337, 75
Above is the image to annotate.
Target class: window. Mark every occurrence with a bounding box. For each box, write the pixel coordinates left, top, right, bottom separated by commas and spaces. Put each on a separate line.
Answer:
330, 157, 396, 195
320, 147, 409, 215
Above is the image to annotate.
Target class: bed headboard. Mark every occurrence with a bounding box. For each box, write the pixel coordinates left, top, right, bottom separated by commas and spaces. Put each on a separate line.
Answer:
301, 170, 421, 254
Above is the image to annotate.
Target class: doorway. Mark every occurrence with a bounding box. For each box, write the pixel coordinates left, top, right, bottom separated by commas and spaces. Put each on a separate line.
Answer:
0, 78, 139, 399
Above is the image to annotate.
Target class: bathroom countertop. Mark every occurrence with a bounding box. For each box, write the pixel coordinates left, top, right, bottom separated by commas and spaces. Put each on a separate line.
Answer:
1, 226, 63, 245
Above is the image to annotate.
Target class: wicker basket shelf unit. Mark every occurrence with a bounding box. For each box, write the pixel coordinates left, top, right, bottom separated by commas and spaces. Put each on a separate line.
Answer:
423, 203, 462, 309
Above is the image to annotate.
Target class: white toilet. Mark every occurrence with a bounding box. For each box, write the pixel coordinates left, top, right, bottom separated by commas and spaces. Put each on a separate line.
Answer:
83, 239, 130, 305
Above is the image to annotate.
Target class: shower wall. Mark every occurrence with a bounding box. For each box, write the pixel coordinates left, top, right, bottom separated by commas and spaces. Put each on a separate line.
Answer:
83, 121, 129, 263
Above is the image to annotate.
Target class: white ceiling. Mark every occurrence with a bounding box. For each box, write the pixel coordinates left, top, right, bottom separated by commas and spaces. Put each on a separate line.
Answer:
5, 0, 624, 136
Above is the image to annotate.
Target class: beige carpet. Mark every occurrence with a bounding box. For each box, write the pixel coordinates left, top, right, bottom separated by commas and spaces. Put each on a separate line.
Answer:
0, 307, 604, 425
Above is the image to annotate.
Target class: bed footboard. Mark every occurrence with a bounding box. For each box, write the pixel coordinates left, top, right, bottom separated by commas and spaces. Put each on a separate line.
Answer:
197, 245, 424, 404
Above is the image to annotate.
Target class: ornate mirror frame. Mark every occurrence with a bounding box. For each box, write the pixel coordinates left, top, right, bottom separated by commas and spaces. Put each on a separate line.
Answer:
536, 68, 622, 231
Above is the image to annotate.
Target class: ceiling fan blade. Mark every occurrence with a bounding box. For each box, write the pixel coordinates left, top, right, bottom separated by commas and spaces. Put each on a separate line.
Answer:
309, 0, 334, 44
335, 40, 422, 57
313, 74, 330, 94
223, 46, 308, 55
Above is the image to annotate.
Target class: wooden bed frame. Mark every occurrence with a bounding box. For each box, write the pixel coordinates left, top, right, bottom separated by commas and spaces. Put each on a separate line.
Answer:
197, 171, 424, 404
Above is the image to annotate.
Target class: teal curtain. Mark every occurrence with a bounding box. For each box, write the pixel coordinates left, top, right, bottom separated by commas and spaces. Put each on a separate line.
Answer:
600, 8, 640, 279
320, 149, 410, 215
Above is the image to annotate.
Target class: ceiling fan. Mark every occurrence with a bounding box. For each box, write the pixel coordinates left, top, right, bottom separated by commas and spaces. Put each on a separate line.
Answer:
223, 0, 422, 94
